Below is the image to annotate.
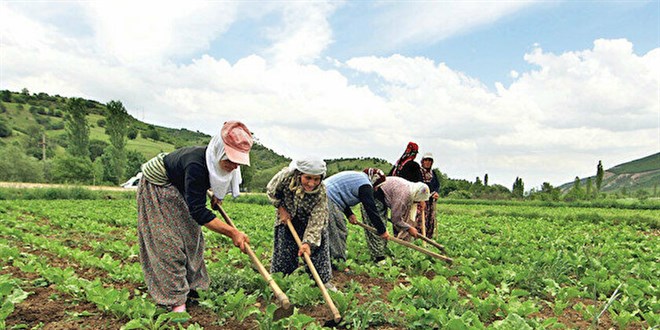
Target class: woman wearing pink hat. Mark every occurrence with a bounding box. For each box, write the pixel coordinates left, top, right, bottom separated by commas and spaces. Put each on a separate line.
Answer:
136, 121, 253, 313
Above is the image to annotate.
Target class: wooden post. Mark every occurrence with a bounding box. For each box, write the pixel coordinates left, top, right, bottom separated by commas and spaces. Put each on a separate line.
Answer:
41, 133, 46, 161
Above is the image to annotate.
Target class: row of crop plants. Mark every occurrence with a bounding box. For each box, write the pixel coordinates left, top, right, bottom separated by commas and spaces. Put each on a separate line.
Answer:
2, 199, 658, 329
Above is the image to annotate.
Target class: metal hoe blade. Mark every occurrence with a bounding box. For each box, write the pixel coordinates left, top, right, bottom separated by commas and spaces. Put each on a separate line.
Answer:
323, 316, 342, 327
273, 304, 294, 321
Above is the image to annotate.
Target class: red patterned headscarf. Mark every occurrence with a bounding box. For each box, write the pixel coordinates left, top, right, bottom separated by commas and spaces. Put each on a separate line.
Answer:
391, 142, 418, 176
363, 168, 386, 188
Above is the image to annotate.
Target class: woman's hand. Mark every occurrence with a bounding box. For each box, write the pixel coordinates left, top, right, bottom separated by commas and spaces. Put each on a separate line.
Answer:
278, 207, 292, 224
298, 243, 311, 257
211, 195, 222, 210
379, 231, 390, 240
347, 214, 358, 225
407, 227, 419, 238
231, 230, 250, 253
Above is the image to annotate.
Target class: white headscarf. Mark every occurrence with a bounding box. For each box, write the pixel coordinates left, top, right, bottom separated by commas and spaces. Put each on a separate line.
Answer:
206, 134, 242, 200
410, 182, 430, 202
289, 157, 326, 177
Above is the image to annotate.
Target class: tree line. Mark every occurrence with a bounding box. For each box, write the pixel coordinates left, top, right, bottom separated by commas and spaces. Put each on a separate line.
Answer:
2, 89, 655, 199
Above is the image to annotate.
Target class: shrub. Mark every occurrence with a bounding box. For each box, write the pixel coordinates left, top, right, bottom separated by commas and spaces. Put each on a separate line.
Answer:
447, 190, 473, 199
127, 127, 138, 140
0, 145, 44, 182
89, 139, 109, 162
50, 154, 94, 184
0, 187, 135, 200
48, 121, 65, 130
0, 121, 11, 137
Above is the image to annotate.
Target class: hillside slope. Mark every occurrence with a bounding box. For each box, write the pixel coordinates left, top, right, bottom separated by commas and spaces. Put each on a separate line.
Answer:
560, 153, 660, 194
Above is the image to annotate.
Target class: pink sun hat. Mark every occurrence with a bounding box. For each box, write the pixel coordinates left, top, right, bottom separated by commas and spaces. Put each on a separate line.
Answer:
221, 121, 253, 165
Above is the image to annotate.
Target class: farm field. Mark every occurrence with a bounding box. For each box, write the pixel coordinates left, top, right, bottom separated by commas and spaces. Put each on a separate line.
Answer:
1, 198, 658, 329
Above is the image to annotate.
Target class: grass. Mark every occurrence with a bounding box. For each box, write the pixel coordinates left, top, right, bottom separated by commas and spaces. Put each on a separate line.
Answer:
609, 152, 660, 174
126, 138, 175, 158
0, 186, 136, 200
439, 196, 660, 210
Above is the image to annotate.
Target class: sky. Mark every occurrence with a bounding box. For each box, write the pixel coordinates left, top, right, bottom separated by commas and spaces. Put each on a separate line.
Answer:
1, 0, 659, 190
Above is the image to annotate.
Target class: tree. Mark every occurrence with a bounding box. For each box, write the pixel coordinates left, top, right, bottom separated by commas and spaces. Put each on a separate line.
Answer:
512, 177, 524, 198
105, 100, 129, 183
565, 176, 584, 201
0, 90, 11, 102
585, 177, 593, 199
484, 173, 489, 187
596, 160, 604, 192
541, 182, 560, 201
92, 158, 105, 186
470, 176, 484, 194
64, 98, 90, 158
125, 150, 146, 178
241, 164, 254, 192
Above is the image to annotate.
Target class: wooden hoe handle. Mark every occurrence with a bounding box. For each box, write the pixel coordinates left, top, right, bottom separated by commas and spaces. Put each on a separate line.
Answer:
215, 205, 291, 309
352, 221, 453, 264
417, 234, 446, 252
285, 221, 342, 323
420, 208, 426, 245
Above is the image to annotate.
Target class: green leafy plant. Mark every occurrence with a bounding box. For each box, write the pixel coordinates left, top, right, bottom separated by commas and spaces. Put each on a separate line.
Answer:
0, 275, 29, 328
122, 311, 191, 330
206, 288, 259, 323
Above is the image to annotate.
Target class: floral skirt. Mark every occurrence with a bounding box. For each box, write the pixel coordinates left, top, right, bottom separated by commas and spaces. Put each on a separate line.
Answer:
415, 200, 437, 238
271, 218, 332, 284
136, 179, 209, 306
361, 197, 389, 260
326, 200, 348, 262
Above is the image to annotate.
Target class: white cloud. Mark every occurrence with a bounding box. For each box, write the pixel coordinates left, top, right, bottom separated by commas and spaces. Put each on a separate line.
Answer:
1, 2, 657, 190
83, 1, 238, 65
509, 39, 660, 131
265, 2, 339, 64
369, 1, 537, 52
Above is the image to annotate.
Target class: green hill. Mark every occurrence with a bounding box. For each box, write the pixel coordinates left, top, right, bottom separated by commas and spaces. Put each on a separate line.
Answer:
0, 90, 391, 192
608, 153, 660, 174
560, 152, 660, 195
